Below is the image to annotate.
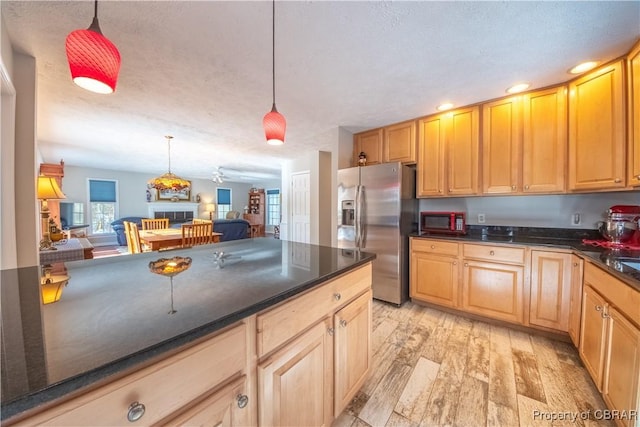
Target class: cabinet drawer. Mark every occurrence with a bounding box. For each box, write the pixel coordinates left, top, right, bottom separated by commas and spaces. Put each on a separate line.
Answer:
584, 263, 640, 327
257, 264, 371, 357
411, 238, 459, 256
463, 243, 525, 264
18, 323, 247, 426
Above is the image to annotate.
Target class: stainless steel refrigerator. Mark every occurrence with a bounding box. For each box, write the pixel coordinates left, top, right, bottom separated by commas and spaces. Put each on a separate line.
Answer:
337, 162, 416, 305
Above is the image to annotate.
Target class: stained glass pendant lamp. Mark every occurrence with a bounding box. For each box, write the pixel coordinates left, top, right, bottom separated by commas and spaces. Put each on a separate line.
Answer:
148, 136, 191, 192
263, 0, 286, 145
65, 0, 121, 94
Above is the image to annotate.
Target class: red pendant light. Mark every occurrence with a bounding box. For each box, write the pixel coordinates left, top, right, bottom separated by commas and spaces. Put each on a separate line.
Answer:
65, 0, 121, 94
263, 0, 286, 145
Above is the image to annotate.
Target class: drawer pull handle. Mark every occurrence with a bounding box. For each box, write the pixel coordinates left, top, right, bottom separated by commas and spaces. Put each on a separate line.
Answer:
489, 250, 495, 256
614, 178, 622, 183
334, 293, 341, 301
452, 261, 457, 266
511, 185, 516, 190
573, 262, 579, 267
636, 175, 640, 180
327, 327, 334, 336
595, 305, 602, 312
464, 263, 468, 267
524, 185, 529, 190
237, 394, 249, 409
340, 319, 348, 328
601, 312, 610, 319
430, 245, 435, 249
127, 402, 145, 422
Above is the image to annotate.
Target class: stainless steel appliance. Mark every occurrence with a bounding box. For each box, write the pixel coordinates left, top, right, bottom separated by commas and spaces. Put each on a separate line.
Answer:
599, 205, 640, 245
420, 211, 466, 235
337, 162, 416, 305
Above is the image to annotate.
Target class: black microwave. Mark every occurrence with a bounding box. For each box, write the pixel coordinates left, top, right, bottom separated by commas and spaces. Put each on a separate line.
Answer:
420, 211, 466, 235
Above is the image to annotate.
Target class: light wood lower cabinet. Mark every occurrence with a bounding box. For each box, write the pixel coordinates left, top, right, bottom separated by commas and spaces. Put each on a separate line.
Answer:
567, 255, 584, 346
580, 263, 640, 427
258, 318, 334, 427
411, 251, 459, 308
529, 250, 572, 331
257, 264, 372, 426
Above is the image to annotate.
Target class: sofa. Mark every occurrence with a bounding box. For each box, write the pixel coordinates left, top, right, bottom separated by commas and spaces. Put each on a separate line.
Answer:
111, 217, 146, 246
213, 219, 249, 241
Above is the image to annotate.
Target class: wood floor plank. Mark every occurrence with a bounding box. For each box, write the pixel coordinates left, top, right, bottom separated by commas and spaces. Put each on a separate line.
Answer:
359, 361, 413, 427
361, 340, 400, 396
395, 325, 430, 368
560, 362, 615, 427
512, 349, 546, 403
487, 400, 520, 427
333, 412, 358, 427
420, 313, 455, 364
465, 320, 491, 383
489, 326, 519, 412
552, 339, 582, 367
372, 318, 400, 355
509, 329, 534, 353
385, 411, 420, 427
454, 375, 488, 427
517, 394, 550, 427
394, 357, 440, 424
530, 334, 585, 426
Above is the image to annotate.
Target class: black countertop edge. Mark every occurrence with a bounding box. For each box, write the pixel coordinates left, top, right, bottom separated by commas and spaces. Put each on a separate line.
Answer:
411, 232, 640, 292
1, 255, 375, 422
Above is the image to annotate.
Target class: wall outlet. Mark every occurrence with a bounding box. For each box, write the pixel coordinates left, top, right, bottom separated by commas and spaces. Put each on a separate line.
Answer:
477, 213, 486, 224
571, 213, 581, 226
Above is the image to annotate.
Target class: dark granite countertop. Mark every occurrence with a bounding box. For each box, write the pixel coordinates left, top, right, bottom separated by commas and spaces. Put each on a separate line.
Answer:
413, 226, 640, 291
0, 238, 375, 421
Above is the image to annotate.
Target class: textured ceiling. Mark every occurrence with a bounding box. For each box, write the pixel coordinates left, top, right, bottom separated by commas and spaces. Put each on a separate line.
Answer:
2, 1, 639, 183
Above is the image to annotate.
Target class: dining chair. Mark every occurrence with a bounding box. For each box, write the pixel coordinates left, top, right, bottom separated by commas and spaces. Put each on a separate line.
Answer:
141, 218, 170, 230
123, 221, 134, 254
181, 223, 212, 247
128, 222, 144, 254
192, 218, 214, 231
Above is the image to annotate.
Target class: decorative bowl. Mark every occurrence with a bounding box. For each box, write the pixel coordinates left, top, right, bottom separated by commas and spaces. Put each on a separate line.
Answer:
50, 232, 65, 242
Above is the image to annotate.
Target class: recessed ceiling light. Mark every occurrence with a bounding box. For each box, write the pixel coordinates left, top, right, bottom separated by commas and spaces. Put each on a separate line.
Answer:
569, 61, 600, 74
506, 83, 530, 94
436, 103, 454, 111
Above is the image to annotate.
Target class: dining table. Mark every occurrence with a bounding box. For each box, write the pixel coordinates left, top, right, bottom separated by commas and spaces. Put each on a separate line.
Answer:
139, 228, 222, 251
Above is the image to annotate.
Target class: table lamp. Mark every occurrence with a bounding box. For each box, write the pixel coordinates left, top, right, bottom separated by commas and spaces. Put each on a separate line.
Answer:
40, 264, 69, 304
205, 203, 216, 220
37, 176, 66, 251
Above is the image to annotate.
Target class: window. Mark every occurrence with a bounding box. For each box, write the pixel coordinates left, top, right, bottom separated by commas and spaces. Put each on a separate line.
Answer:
89, 179, 117, 234
266, 188, 281, 226
216, 188, 231, 219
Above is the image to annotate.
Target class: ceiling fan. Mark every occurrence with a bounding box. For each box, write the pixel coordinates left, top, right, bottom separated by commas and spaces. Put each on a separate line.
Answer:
212, 167, 225, 184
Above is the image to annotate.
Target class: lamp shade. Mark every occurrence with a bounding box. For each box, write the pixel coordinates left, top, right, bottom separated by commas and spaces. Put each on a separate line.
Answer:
41, 275, 68, 304
37, 176, 66, 200
205, 203, 216, 213
65, 27, 121, 94
263, 105, 286, 145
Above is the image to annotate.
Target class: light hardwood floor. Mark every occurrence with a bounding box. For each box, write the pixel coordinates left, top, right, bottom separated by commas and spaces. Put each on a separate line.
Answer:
334, 300, 614, 427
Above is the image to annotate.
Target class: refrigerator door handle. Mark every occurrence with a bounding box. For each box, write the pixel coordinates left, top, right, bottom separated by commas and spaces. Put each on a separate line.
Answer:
356, 184, 364, 248
355, 184, 361, 248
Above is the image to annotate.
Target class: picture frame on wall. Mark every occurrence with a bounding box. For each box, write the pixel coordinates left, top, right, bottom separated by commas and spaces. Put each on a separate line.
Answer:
157, 183, 191, 201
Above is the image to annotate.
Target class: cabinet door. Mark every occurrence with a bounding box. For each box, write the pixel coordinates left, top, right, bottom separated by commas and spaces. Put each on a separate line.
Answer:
447, 106, 480, 196
417, 115, 445, 197
334, 290, 372, 416
162, 376, 251, 426
602, 307, 640, 427
568, 256, 584, 347
461, 260, 524, 323
354, 129, 383, 166
522, 87, 567, 193
529, 251, 572, 331
384, 120, 416, 164
258, 318, 333, 427
569, 60, 626, 190
628, 42, 640, 186
411, 251, 459, 308
482, 97, 522, 194
579, 286, 608, 390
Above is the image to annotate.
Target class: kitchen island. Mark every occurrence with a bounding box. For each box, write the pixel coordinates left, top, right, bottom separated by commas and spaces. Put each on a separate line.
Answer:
1, 238, 375, 425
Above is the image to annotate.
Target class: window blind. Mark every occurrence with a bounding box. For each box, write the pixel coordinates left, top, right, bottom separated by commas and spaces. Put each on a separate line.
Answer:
89, 180, 116, 202
217, 188, 231, 205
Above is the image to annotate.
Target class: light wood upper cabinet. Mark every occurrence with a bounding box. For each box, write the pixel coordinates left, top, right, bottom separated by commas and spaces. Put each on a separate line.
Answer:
482, 97, 522, 194
628, 42, 640, 186
529, 250, 572, 332
353, 129, 383, 166
569, 60, 626, 190
384, 120, 417, 164
568, 255, 584, 347
522, 86, 567, 193
417, 106, 480, 197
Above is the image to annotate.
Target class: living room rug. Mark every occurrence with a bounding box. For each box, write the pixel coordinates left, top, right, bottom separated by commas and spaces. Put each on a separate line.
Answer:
93, 245, 127, 258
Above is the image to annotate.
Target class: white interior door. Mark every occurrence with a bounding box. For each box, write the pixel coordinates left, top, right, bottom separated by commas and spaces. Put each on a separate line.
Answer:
290, 171, 310, 243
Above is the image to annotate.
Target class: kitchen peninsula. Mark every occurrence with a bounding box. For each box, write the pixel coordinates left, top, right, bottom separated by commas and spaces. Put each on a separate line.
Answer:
1, 239, 375, 426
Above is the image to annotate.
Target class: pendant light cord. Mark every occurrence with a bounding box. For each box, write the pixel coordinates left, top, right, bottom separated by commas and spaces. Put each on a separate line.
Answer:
94, 0, 98, 19
271, 0, 276, 106
165, 136, 173, 174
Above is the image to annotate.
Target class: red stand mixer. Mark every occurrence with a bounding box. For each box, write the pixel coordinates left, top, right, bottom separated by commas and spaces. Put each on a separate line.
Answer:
598, 205, 640, 246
